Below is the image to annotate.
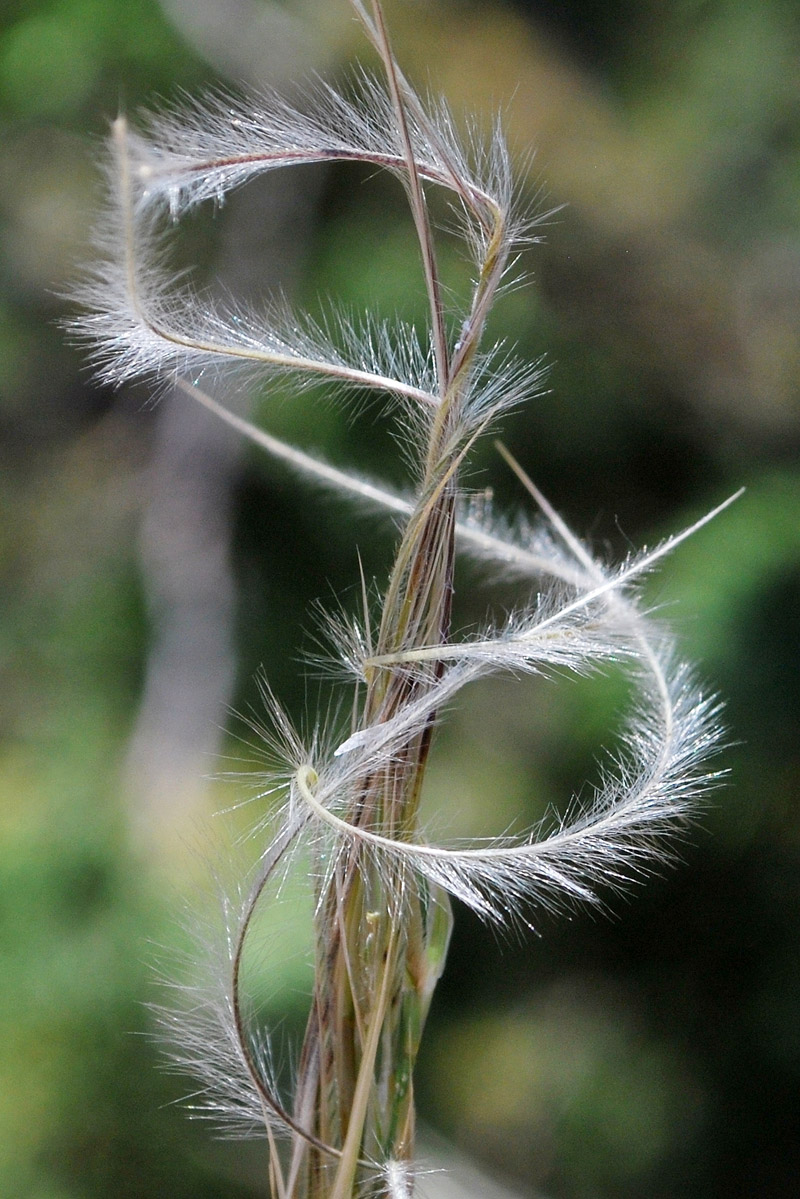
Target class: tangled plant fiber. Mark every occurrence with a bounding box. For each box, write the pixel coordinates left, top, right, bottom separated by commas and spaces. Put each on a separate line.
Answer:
70, 2, 739, 1195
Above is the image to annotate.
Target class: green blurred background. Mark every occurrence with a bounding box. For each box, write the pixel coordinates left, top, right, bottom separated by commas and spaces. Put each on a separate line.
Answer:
1, 0, 799, 1196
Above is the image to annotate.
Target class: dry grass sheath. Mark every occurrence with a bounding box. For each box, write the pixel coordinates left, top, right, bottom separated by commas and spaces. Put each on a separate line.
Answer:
69, 2, 739, 1196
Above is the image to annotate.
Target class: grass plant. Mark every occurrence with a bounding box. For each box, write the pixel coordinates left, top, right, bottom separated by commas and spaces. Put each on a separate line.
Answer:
69, 2, 737, 1195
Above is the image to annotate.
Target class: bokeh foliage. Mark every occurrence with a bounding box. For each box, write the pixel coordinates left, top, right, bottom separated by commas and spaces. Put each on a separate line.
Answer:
1, 0, 798, 1196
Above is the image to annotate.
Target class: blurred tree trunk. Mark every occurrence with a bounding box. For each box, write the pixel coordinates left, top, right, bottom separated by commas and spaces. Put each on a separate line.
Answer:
123, 0, 331, 852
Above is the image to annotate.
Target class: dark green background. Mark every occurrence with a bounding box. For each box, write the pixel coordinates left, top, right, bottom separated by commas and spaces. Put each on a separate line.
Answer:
1, 1, 798, 1196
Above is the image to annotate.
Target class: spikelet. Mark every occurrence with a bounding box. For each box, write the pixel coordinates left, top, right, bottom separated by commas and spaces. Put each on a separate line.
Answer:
70, 1, 735, 1194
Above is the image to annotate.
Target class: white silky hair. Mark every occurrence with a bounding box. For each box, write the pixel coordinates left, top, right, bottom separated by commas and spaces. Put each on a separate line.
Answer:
68, 0, 738, 1187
